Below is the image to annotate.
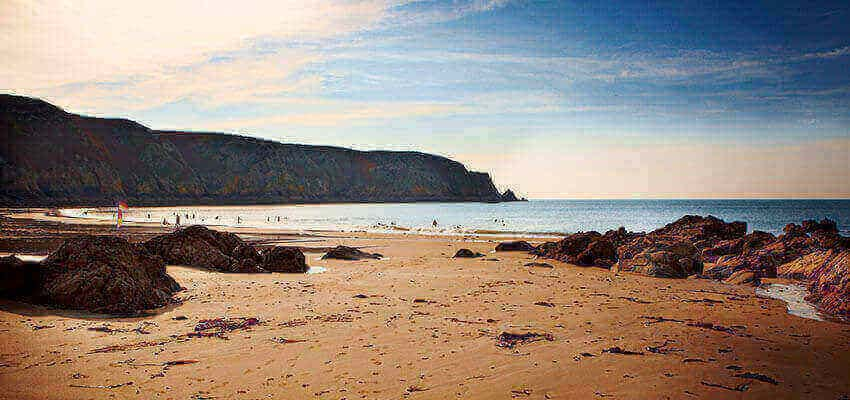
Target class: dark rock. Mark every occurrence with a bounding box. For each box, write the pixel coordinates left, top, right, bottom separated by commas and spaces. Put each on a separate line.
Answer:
613, 240, 703, 278
144, 225, 264, 273
495, 241, 534, 252
0, 94, 509, 207
650, 215, 746, 249
702, 231, 776, 263
500, 189, 526, 202
801, 249, 850, 318
453, 249, 484, 258
0, 255, 42, 298
39, 235, 181, 314
261, 247, 308, 273
532, 232, 616, 267
321, 245, 382, 260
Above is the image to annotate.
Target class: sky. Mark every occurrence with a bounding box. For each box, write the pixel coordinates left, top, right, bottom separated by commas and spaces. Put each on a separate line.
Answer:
2, 0, 849, 199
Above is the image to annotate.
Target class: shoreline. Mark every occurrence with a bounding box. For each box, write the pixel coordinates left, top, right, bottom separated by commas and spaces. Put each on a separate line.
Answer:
2, 210, 850, 399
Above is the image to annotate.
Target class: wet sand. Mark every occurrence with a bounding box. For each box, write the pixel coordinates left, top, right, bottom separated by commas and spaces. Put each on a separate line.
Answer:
1, 212, 850, 399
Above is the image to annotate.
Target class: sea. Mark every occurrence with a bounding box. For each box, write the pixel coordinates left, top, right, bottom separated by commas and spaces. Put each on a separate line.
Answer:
60, 199, 850, 237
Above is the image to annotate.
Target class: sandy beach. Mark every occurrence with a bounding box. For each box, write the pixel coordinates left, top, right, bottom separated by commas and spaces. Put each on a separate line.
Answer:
1, 211, 849, 400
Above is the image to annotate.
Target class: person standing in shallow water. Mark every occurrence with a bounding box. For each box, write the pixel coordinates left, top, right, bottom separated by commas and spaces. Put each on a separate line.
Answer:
432, 219, 438, 228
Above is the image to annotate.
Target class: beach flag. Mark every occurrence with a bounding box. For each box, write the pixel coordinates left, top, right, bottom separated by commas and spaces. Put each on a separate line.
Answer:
116, 201, 128, 229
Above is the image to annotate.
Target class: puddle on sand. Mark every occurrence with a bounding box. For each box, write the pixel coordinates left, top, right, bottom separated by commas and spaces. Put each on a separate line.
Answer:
307, 266, 327, 274
755, 283, 826, 321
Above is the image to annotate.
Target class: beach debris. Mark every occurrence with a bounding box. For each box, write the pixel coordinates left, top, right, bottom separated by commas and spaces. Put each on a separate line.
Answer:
524, 262, 553, 268
645, 340, 683, 354
189, 317, 260, 338
406, 385, 428, 393
495, 241, 534, 252
680, 298, 724, 304
510, 388, 533, 397
90, 339, 174, 354
453, 249, 485, 258
271, 337, 307, 344
618, 296, 652, 304
321, 245, 382, 260
353, 294, 369, 298
496, 332, 554, 349
700, 380, 749, 392
602, 346, 644, 355
172, 315, 188, 320
734, 372, 779, 385
413, 298, 436, 304
686, 321, 736, 334
534, 301, 555, 307
69, 381, 134, 389
640, 316, 685, 326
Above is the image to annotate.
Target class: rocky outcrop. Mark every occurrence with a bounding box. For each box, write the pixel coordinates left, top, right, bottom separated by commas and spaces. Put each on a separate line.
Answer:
612, 240, 703, 278
144, 226, 268, 273
495, 241, 534, 252
261, 247, 308, 273
0, 94, 515, 206
531, 232, 616, 267
321, 246, 382, 260
500, 190, 526, 202
703, 220, 843, 279
39, 235, 182, 313
702, 231, 776, 262
453, 249, 485, 258
804, 249, 850, 318
0, 255, 42, 298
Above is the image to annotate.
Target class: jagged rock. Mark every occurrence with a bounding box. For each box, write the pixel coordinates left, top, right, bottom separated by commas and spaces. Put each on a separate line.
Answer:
704, 223, 822, 279
261, 247, 308, 273
723, 270, 761, 286
144, 225, 264, 273
39, 235, 181, 314
800, 249, 850, 318
495, 241, 534, 252
322, 246, 382, 260
648, 215, 746, 250
0, 255, 42, 298
532, 232, 616, 267
702, 231, 775, 262
612, 240, 702, 278
453, 249, 484, 258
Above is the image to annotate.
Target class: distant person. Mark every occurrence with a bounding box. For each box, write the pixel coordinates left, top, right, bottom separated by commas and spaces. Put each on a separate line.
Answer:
176, 214, 181, 227
432, 219, 438, 228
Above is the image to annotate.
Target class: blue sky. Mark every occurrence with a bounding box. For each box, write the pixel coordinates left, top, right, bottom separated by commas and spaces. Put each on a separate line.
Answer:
2, 0, 849, 197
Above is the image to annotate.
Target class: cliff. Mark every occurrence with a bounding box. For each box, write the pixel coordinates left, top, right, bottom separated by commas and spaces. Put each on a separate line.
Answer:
0, 94, 512, 206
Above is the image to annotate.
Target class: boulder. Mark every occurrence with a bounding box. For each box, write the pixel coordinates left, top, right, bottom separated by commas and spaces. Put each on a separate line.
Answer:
453, 249, 485, 258
144, 225, 264, 273
261, 247, 308, 273
495, 241, 534, 252
533, 232, 616, 267
612, 240, 702, 278
0, 255, 42, 298
703, 225, 819, 279
702, 231, 776, 263
723, 270, 761, 286
802, 249, 850, 318
40, 235, 182, 314
322, 245, 382, 260
648, 215, 746, 250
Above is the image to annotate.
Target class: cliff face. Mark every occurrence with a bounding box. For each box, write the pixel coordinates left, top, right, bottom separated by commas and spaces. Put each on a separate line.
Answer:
0, 95, 507, 206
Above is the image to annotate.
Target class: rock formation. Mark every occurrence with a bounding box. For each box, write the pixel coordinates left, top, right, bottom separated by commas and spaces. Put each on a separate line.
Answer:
144, 225, 308, 273
0, 255, 42, 298
39, 235, 182, 313
322, 246, 383, 260
453, 249, 485, 258
0, 94, 518, 206
261, 247, 309, 273
495, 241, 534, 252
144, 226, 268, 273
